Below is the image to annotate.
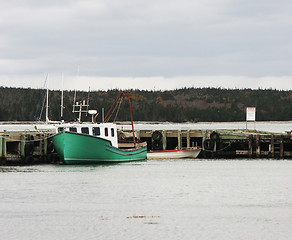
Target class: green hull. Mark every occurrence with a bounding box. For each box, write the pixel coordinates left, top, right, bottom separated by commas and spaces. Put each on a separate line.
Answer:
52, 132, 147, 164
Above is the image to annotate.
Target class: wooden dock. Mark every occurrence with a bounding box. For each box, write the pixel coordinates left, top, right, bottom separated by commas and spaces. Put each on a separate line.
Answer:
136, 129, 292, 159
0, 128, 58, 165
1, 123, 292, 165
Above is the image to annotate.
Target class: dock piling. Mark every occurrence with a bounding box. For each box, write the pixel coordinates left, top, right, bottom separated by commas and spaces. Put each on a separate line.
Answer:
2, 135, 7, 159
0, 136, 2, 158
186, 130, 190, 148
271, 135, 275, 158
248, 135, 253, 158
162, 130, 167, 150
280, 135, 284, 158
177, 130, 181, 149
20, 134, 25, 158
256, 135, 261, 158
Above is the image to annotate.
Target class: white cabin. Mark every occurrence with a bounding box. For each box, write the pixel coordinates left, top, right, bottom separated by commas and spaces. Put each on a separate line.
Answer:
56, 123, 119, 148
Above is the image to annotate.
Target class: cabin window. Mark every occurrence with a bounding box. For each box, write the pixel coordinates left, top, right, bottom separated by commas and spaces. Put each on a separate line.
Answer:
58, 127, 64, 133
81, 127, 89, 135
111, 128, 115, 137
105, 128, 108, 137
70, 127, 77, 132
93, 127, 100, 136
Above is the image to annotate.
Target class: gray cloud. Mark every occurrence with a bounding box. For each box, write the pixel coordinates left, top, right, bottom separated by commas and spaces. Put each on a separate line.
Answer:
0, 0, 292, 89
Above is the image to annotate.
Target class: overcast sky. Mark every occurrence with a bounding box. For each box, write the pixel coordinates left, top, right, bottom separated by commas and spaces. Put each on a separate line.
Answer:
1, 0, 292, 91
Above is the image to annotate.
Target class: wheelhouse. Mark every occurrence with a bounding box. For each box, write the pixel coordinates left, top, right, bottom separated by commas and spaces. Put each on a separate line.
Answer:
56, 123, 118, 148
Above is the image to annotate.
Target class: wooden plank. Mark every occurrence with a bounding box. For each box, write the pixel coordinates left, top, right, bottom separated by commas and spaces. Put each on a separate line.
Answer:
139, 132, 152, 138
189, 131, 203, 137
284, 152, 292, 157
236, 150, 248, 155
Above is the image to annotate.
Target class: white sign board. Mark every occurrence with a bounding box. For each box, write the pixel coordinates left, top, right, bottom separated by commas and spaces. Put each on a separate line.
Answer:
246, 107, 256, 121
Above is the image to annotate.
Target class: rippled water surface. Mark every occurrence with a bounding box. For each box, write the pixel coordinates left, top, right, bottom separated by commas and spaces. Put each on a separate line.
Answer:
1, 160, 292, 240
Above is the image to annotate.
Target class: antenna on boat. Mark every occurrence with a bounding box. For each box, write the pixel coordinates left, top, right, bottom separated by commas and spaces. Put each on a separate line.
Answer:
86, 86, 90, 116
72, 65, 80, 113
88, 110, 98, 123
61, 73, 64, 121
73, 90, 76, 113
72, 92, 90, 123
102, 108, 104, 122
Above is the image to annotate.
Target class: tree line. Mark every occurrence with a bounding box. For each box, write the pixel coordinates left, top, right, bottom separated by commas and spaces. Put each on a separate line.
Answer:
0, 86, 292, 122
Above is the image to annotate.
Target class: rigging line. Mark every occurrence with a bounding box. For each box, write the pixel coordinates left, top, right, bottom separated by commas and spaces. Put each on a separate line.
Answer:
204, 142, 232, 152
106, 97, 120, 123
33, 92, 44, 121
33, 74, 48, 121
38, 90, 47, 122
113, 97, 123, 122
103, 92, 123, 123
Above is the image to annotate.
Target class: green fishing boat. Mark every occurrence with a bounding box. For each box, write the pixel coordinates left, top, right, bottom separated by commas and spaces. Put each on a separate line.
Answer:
52, 92, 147, 164
52, 123, 147, 164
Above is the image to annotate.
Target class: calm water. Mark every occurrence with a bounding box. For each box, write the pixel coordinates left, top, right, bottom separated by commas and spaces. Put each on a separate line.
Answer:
0, 159, 292, 240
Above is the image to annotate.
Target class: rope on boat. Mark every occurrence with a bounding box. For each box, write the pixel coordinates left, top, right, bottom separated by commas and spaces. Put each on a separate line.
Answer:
203, 142, 232, 153
114, 97, 123, 122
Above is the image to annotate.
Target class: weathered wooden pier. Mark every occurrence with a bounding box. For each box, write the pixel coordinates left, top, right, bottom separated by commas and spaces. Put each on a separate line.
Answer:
1, 123, 292, 165
0, 127, 58, 165
136, 129, 292, 159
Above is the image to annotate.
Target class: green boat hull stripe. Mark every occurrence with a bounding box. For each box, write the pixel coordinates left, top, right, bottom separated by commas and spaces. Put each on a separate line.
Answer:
106, 147, 147, 156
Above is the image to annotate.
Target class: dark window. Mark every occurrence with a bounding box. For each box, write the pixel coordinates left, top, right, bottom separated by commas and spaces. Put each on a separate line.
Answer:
81, 127, 89, 135
58, 127, 64, 133
70, 127, 77, 132
105, 128, 108, 137
111, 128, 115, 137
93, 127, 100, 136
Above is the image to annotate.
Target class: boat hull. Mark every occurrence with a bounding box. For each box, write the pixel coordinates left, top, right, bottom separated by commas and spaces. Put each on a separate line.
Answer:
52, 132, 147, 164
147, 148, 201, 159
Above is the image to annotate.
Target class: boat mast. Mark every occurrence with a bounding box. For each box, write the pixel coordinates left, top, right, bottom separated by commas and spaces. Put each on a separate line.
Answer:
45, 75, 49, 124
72, 90, 76, 113
102, 108, 104, 122
127, 92, 136, 147
72, 66, 79, 113
61, 73, 64, 121
86, 87, 90, 116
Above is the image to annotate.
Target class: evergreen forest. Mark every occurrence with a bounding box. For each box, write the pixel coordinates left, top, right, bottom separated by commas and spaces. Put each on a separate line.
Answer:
0, 87, 292, 122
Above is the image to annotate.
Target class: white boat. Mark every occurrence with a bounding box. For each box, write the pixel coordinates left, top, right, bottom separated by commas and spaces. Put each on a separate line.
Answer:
147, 147, 201, 159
